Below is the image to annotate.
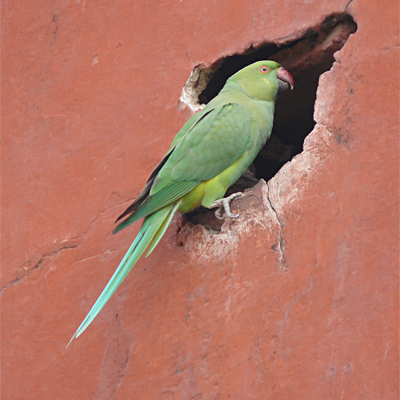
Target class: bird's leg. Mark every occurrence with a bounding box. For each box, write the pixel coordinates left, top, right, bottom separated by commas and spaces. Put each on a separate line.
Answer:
210, 192, 243, 220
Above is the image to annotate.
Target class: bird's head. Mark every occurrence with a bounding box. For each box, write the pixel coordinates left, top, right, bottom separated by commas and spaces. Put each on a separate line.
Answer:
228, 60, 294, 102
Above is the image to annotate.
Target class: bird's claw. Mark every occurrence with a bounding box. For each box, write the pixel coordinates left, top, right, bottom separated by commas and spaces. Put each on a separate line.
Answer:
210, 192, 242, 220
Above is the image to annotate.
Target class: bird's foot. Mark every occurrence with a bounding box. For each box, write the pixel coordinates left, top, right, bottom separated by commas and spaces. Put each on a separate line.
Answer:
210, 192, 243, 220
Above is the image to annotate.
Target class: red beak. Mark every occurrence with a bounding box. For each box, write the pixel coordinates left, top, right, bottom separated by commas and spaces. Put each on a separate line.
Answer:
277, 67, 294, 89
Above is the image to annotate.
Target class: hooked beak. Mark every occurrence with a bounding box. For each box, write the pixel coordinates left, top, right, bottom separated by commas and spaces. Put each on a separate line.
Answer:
277, 67, 294, 92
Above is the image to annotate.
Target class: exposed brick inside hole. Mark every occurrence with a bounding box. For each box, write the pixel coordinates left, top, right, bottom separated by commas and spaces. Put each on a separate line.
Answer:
180, 14, 357, 229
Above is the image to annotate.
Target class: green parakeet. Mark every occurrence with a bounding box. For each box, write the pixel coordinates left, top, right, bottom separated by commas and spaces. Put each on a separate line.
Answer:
69, 60, 293, 345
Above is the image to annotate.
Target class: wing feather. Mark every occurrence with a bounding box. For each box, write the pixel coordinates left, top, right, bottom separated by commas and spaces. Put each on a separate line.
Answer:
115, 103, 253, 231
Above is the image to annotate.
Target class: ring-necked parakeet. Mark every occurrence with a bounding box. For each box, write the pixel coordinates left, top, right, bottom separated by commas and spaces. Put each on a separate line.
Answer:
69, 60, 293, 345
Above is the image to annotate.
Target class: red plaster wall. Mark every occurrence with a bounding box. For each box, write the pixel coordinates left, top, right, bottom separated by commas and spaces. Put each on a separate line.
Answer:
2, 0, 398, 399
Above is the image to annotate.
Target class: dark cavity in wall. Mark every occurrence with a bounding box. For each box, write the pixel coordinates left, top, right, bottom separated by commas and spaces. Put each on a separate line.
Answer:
181, 14, 357, 228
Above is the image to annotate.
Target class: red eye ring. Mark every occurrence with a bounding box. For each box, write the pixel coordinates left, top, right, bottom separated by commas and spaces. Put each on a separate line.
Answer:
260, 65, 270, 74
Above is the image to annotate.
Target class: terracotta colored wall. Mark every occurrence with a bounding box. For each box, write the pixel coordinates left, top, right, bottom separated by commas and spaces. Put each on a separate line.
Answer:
2, 0, 398, 399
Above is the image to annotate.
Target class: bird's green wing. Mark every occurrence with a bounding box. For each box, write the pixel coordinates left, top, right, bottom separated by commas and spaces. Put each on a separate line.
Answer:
114, 103, 253, 232
115, 108, 211, 222
153, 103, 253, 190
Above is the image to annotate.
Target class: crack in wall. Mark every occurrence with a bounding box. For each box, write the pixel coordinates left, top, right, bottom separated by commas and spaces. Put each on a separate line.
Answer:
2, 198, 133, 295
345, 0, 357, 13
96, 328, 132, 399
266, 182, 287, 270
0, 238, 81, 295
113, 343, 131, 396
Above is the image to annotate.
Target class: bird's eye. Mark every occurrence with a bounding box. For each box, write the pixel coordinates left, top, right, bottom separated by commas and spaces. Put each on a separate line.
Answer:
260, 66, 270, 74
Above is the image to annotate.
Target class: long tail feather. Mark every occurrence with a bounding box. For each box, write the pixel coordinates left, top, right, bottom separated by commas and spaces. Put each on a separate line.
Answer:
68, 202, 179, 347
146, 202, 179, 257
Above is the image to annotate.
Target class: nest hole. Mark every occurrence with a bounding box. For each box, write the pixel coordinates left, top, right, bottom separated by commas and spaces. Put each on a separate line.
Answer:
180, 14, 357, 229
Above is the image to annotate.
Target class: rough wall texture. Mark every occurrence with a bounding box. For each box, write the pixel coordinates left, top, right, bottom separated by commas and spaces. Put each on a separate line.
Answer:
2, 0, 398, 399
